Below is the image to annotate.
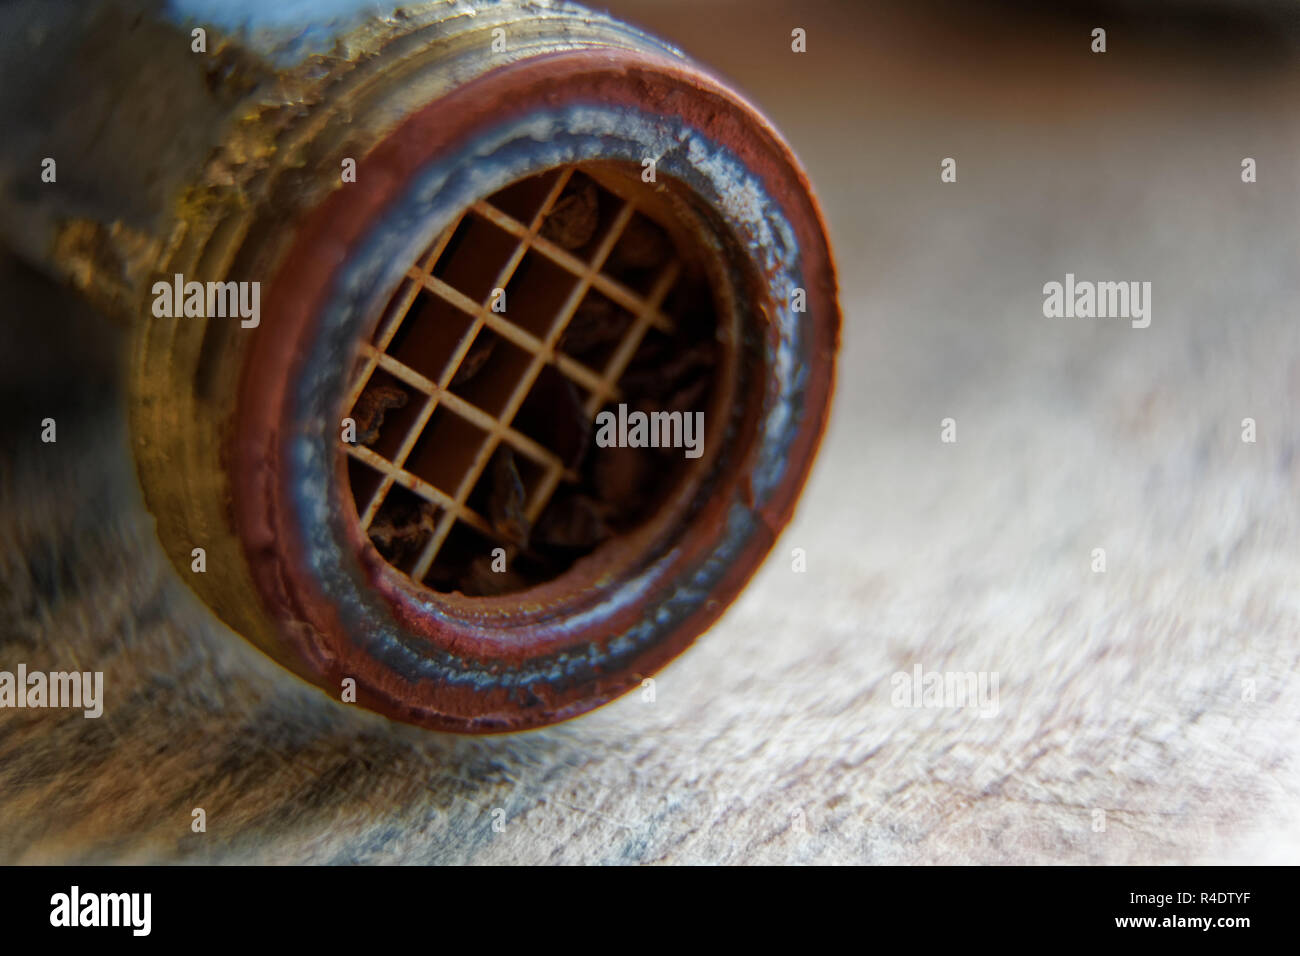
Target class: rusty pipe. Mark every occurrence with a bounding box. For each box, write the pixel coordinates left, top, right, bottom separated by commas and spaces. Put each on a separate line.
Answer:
0, 0, 839, 732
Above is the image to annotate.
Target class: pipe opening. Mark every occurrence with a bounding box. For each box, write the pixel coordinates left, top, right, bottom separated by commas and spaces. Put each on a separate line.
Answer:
341, 161, 730, 596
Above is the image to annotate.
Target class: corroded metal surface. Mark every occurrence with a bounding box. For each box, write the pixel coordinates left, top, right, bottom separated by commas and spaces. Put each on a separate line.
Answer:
232, 49, 838, 731
3, 0, 840, 732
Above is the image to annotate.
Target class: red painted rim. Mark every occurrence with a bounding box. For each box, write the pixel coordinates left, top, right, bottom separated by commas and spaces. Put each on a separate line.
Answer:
229, 48, 839, 731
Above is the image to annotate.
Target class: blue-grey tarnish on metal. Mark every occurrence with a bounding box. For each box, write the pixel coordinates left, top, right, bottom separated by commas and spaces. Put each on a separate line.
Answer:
165, 0, 686, 68
166, 0, 443, 63
288, 103, 810, 701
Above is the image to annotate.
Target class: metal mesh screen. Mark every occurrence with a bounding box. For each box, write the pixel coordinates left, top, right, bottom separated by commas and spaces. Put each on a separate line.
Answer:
342, 163, 717, 595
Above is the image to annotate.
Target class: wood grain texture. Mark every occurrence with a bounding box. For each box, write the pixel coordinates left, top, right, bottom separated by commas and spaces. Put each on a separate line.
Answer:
1, 0, 1298, 864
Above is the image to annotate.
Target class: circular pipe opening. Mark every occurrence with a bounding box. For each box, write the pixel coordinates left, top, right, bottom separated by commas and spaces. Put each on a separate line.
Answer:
341, 160, 734, 598
210, 41, 839, 731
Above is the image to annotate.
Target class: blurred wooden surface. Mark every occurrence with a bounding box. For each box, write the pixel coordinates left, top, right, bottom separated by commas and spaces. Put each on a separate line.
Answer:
1, 0, 1298, 863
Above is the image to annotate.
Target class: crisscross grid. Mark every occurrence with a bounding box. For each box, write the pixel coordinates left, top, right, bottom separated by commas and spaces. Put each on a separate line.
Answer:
342, 165, 684, 588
